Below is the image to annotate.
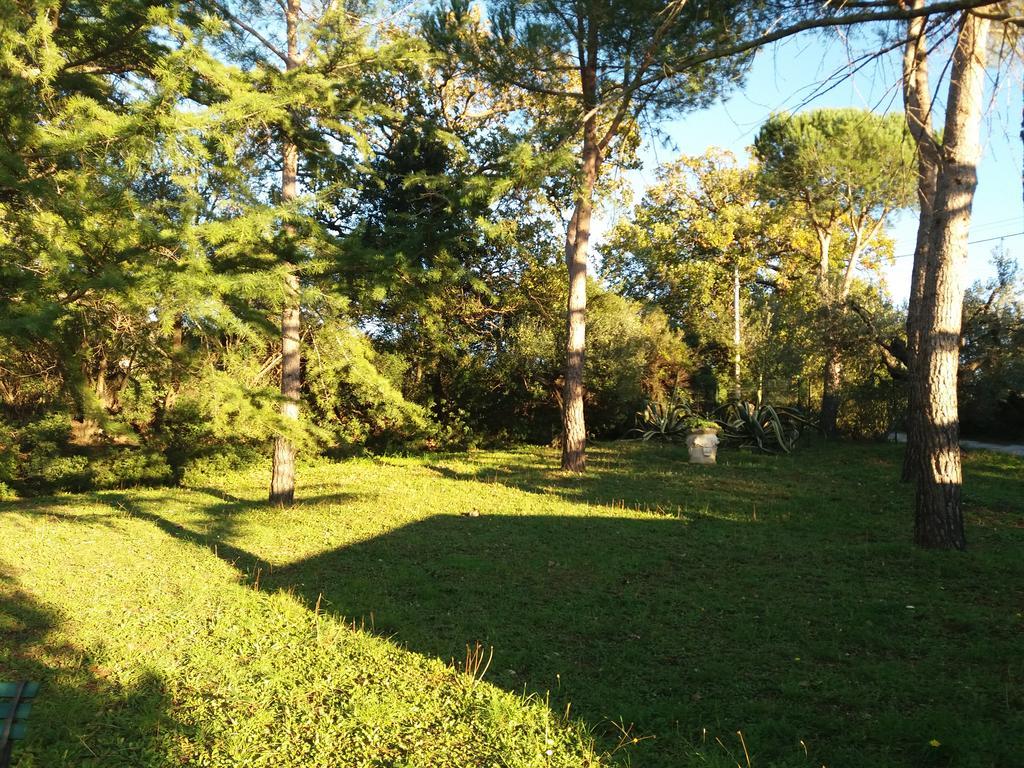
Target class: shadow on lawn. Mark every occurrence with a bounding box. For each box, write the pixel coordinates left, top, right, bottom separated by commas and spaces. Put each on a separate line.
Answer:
0, 567, 174, 767
257, 510, 863, 767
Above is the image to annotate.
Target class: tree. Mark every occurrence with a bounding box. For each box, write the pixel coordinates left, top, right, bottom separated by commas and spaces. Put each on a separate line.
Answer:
754, 108, 916, 435
0, 0, 205, 423
207, 0, 381, 503
898, 0, 944, 480
603, 149, 802, 403
906, 10, 992, 549
434, 0, 768, 471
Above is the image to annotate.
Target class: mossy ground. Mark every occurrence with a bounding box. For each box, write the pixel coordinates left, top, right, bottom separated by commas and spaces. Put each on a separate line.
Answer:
1, 440, 1021, 766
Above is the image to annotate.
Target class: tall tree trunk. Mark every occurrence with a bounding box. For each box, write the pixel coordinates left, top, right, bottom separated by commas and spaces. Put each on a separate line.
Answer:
901, 0, 941, 482
561, 52, 600, 473
813, 230, 843, 436
913, 11, 989, 550
270, 0, 301, 505
731, 264, 742, 402
820, 349, 843, 437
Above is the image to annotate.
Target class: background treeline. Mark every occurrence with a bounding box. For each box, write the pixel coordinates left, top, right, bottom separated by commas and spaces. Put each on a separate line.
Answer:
2, 0, 1021, 496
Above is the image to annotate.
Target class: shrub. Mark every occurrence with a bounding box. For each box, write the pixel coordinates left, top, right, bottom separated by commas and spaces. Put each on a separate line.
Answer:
179, 444, 265, 488
0, 419, 18, 489
34, 455, 92, 491
8, 412, 173, 493
90, 450, 173, 489
838, 375, 904, 439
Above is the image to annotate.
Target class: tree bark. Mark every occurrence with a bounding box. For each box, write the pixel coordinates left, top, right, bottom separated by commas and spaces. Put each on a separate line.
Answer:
913, 11, 989, 550
561, 40, 600, 473
901, 0, 941, 481
561, 141, 597, 473
269, 0, 301, 505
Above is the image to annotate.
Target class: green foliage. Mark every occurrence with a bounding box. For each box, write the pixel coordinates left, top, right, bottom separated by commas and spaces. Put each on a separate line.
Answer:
839, 373, 906, 439
601, 149, 823, 406
452, 0, 766, 143
632, 397, 694, 442
585, 291, 693, 436
714, 401, 815, 453
88, 449, 173, 490
959, 250, 1024, 441
14, 413, 84, 492
753, 109, 918, 429
178, 444, 267, 489
476, 274, 693, 443
3, 412, 173, 493
306, 323, 434, 450
754, 108, 917, 238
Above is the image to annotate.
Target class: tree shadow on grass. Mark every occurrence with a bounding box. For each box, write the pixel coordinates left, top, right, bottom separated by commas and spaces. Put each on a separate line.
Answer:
0, 566, 176, 767
257, 511, 852, 766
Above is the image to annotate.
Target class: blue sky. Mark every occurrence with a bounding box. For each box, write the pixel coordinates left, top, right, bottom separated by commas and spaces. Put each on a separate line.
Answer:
619, 33, 1023, 303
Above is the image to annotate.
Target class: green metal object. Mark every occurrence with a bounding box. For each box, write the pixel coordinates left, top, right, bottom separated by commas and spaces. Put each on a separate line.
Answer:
0, 682, 39, 768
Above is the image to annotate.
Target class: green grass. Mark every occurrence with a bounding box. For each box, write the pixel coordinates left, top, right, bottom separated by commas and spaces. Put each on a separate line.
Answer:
1, 440, 1022, 767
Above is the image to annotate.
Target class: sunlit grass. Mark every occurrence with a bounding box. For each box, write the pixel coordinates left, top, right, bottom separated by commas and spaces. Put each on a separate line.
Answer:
1, 440, 1021, 767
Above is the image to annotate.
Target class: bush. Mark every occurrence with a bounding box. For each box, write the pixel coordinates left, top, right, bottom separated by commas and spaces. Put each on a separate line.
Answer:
179, 444, 265, 488
838, 375, 904, 439
90, 450, 173, 489
6, 412, 173, 494
0, 419, 18, 489
17, 413, 85, 493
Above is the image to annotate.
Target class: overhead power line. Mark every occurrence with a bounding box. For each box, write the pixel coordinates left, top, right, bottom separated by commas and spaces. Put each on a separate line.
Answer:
893, 230, 1024, 259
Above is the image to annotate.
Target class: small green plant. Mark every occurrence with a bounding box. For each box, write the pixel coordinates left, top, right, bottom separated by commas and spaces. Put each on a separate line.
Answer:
714, 401, 816, 453
682, 416, 719, 432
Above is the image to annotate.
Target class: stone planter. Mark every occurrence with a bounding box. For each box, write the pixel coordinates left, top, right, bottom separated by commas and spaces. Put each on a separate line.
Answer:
685, 428, 720, 464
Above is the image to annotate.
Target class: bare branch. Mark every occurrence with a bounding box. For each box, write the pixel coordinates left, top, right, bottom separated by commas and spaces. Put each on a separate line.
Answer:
211, 0, 294, 67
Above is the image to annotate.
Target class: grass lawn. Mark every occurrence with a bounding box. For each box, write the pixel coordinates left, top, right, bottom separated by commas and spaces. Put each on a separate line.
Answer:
1, 440, 1022, 767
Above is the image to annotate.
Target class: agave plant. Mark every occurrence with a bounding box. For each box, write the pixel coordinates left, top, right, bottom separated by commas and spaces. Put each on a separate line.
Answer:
714, 401, 817, 453
630, 395, 696, 442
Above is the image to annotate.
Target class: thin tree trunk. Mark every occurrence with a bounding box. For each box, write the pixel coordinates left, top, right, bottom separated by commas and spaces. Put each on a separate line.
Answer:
561, 47, 600, 473
270, 0, 301, 505
821, 220, 876, 436
731, 264, 742, 402
901, 0, 941, 482
913, 11, 989, 550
